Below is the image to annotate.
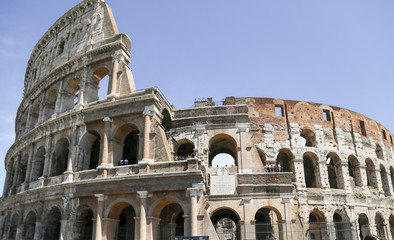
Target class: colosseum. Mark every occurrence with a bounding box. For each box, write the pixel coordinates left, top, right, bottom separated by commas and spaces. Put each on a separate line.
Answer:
0, 0, 394, 240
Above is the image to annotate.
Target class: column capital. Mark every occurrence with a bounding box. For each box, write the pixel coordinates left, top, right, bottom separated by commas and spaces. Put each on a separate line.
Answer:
137, 191, 151, 199
187, 188, 202, 197
103, 116, 112, 122
112, 50, 127, 63
143, 105, 156, 117
94, 193, 105, 201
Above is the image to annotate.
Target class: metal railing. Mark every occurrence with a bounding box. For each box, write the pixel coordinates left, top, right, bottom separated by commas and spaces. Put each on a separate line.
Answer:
214, 222, 360, 240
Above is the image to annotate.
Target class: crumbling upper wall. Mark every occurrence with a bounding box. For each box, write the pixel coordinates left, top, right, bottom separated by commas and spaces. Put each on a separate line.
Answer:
242, 97, 393, 147
23, 0, 119, 98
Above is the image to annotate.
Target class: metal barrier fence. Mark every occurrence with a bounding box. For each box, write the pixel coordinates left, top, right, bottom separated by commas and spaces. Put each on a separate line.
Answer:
215, 222, 361, 240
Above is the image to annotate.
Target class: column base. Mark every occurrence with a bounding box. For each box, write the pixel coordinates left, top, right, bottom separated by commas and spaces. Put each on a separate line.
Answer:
63, 171, 74, 183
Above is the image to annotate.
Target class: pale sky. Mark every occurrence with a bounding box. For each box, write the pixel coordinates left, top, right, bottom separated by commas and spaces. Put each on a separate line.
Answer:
1, 0, 394, 195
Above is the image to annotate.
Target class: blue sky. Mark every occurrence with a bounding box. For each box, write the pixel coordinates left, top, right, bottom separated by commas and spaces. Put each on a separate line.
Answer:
0, 0, 394, 194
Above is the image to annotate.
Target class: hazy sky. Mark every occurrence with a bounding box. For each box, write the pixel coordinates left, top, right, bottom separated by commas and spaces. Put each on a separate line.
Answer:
0, 0, 394, 194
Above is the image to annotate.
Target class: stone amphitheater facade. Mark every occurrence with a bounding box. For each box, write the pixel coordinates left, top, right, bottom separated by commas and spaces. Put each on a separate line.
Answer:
1, 1, 394, 240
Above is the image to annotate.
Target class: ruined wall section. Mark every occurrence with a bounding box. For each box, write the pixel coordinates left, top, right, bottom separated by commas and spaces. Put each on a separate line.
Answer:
14, 0, 136, 140
241, 97, 393, 155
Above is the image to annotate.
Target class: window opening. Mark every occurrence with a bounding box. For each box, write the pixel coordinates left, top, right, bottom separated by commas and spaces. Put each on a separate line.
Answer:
323, 109, 331, 121
360, 120, 366, 136
73, 86, 80, 106
382, 129, 387, 140
58, 41, 65, 55
391, 135, 393, 145
275, 105, 284, 117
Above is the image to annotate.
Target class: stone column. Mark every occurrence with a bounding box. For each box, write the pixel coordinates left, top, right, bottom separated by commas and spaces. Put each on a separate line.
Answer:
37, 93, 48, 124
11, 153, 21, 190
142, 106, 155, 162
25, 100, 34, 130
101, 117, 112, 165
59, 219, 69, 240
293, 158, 305, 188
76, 66, 88, 109
42, 133, 53, 178
187, 188, 199, 236
54, 81, 64, 115
15, 213, 24, 240
94, 194, 105, 240
33, 221, 42, 240
108, 51, 125, 99
0, 215, 4, 239
137, 191, 150, 240
24, 143, 36, 184
64, 125, 80, 182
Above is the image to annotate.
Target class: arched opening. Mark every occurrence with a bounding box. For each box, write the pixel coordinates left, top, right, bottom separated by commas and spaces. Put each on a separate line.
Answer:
300, 128, 317, 147
376, 144, 384, 160
209, 134, 238, 167
275, 149, 294, 179
159, 203, 184, 239
75, 206, 94, 240
333, 213, 344, 240
326, 153, 344, 189
303, 152, 320, 188
89, 137, 101, 169
389, 214, 394, 240
44, 207, 62, 240
162, 109, 172, 132
63, 78, 80, 112
375, 213, 386, 239
78, 131, 101, 171
51, 138, 69, 177
31, 146, 45, 182
44, 89, 57, 121
113, 124, 140, 165
333, 212, 352, 240
117, 205, 136, 240
8, 214, 19, 239
365, 158, 378, 189
174, 139, 195, 160
87, 67, 110, 103
23, 211, 36, 240
17, 154, 28, 187
380, 165, 391, 197
98, 75, 109, 100
358, 213, 370, 240
211, 208, 240, 240
122, 131, 139, 165
255, 207, 282, 240
348, 155, 362, 187
308, 210, 327, 240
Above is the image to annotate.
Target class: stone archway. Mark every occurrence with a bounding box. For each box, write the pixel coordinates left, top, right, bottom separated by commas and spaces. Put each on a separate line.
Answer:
211, 208, 241, 240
